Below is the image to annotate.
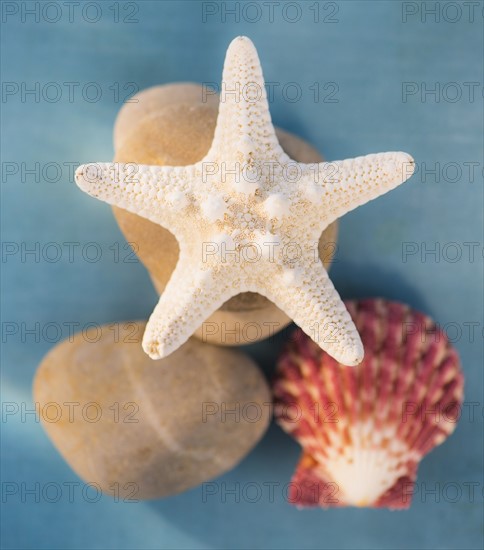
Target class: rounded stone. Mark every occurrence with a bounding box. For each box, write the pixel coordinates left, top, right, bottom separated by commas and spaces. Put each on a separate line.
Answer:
113, 82, 219, 150
34, 322, 271, 501
112, 84, 338, 346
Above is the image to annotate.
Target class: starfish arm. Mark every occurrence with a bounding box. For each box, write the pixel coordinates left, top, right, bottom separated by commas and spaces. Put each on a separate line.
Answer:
206, 36, 288, 164
142, 263, 238, 359
302, 151, 414, 226
75, 162, 191, 227
260, 262, 364, 366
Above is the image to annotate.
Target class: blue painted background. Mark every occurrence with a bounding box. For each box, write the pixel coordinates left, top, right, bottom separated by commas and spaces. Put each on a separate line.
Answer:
1, 1, 483, 549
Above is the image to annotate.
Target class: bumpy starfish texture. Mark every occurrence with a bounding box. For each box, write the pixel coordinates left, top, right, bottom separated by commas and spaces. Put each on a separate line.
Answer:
75, 36, 415, 365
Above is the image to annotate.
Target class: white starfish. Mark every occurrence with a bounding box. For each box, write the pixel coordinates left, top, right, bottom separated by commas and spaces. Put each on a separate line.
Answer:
75, 36, 414, 366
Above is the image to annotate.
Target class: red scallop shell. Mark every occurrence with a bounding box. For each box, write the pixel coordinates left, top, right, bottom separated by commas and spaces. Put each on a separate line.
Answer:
273, 299, 464, 509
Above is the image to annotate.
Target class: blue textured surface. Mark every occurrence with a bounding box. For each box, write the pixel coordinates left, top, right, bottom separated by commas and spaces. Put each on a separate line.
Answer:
1, 1, 483, 549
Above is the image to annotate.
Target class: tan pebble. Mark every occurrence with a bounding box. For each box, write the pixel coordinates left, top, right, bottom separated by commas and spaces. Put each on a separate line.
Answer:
114, 82, 219, 150
34, 322, 271, 500
112, 84, 338, 346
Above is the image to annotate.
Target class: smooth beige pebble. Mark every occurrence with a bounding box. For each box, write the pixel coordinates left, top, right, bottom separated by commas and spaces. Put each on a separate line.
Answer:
34, 322, 271, 501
